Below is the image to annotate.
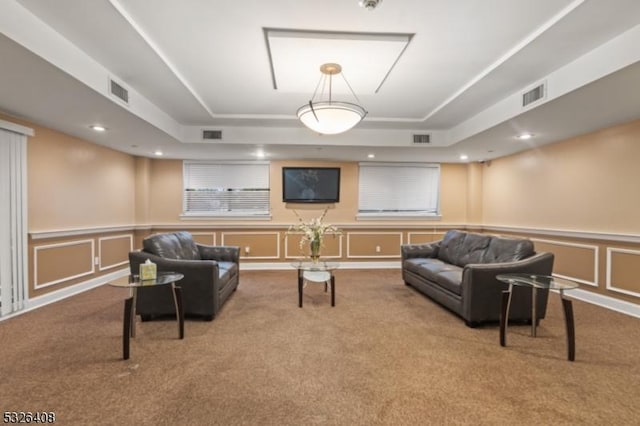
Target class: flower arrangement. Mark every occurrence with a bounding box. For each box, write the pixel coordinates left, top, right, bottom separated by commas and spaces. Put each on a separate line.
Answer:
287, 208, 341, 261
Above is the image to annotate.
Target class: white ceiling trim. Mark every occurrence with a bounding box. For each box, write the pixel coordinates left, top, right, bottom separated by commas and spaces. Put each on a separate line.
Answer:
1, 0, 183, 141
108, 0, 216, 119
422, 0, 586, 123
449, 23, 640, 146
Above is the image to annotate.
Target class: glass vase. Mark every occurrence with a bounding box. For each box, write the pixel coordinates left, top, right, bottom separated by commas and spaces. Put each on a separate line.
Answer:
310, 238, 321, 264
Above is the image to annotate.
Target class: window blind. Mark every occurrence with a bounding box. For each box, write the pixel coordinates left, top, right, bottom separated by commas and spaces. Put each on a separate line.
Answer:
358, 163, 440, 215
0, 127, 28, 317
183, 161, 270, 216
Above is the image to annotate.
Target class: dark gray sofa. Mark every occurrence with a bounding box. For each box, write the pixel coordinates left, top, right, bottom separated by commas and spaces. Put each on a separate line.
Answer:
401, 230, 554, 327
129, 231, 239, 321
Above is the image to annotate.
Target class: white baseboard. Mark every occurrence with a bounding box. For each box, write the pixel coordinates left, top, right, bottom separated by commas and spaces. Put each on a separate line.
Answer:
0, 268, 129, 322
566, 288, 640, 319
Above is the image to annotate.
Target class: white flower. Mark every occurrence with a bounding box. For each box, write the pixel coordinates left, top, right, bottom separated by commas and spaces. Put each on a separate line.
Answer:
287, 208, 341, 250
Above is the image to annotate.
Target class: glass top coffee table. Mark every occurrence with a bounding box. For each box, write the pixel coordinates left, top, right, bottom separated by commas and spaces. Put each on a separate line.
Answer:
109, 272, 184, 360
291, 260, 339, 308
497, 273, 579, 361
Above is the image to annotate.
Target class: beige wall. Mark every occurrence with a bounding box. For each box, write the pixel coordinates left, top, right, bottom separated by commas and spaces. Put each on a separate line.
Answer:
1, 113, 138, 296
482, 119, 640, 234
146, 159, 470, 226
3, 115, 138, 231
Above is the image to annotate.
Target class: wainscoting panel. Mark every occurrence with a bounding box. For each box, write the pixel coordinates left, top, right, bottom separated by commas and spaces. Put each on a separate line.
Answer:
407, 231, 446, 244
221, 231, 280, 260
98, 234, 133, 271
606, 248, 640, 297
191, 232, 216, 246
347, 232, 403, 258
34, 239, 95, 290
284, 234, 342, 259
531, 238, 598, 287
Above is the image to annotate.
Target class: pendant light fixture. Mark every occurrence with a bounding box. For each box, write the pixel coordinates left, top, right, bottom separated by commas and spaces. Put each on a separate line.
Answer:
296, 63, 367, 135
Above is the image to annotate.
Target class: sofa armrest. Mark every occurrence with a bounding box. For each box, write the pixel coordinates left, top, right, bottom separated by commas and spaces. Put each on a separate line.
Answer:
401, 241, 440, 261
460, 252, 555, 323
197, 245, 240, 263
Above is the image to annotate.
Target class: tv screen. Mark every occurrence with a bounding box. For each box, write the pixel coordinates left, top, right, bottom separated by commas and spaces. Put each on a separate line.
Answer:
282, 167, 340, 203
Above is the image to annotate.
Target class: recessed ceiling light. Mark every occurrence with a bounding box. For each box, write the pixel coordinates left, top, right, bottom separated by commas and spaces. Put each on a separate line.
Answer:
255, 149, 266, 159
154, 150, 163, 156
516, 133, 533, 140
90, 125, 106, 132
367, 153, 375, 158
460, 154, 469, 160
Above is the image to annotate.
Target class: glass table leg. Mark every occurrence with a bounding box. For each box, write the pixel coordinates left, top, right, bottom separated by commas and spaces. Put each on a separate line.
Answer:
560, 290, 576, 361
531, 286, 537, 337
172, 283, 184, 339
122, 296, 133, 360
500, 283, 513, 346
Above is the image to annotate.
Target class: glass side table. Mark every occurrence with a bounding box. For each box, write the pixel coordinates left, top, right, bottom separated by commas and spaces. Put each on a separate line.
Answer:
109, 272, 184, 360
497, 273, 579, 361
291, 260, 340, 307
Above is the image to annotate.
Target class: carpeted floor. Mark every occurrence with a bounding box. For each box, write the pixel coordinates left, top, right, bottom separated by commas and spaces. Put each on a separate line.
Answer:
1, 269, 639, 425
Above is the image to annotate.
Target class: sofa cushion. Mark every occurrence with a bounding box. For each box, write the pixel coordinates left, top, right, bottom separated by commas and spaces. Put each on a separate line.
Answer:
432, 269, 463, 296
173, 231, 201, 260
406, 258, 463, 295
217, 261, 237, 291
404, 258, 442, 275
456, 233, 492, 266
143, 231, 201, 260
437, 230, 492, 267
482, 237, 534, 263
437, 230, 467, 265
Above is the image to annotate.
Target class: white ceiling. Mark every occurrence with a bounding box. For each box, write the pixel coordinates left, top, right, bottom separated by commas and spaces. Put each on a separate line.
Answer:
1, 0, 640, 163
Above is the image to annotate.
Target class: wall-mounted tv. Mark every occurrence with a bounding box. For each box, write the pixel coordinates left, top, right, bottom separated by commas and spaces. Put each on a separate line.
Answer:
282, 167, 340, 203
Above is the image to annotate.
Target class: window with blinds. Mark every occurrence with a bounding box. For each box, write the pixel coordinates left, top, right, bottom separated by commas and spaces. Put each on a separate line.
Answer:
358, 162, 440, 217
183, 161, 270, 217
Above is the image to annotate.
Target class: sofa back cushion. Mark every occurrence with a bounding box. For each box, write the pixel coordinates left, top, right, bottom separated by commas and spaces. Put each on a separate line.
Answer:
143, 231, 201, 260
437, 230, 534, 266
482, 236, 534, 263
456, 233, 492, 266
438, 230, 492, 267
437, 230, 466, 265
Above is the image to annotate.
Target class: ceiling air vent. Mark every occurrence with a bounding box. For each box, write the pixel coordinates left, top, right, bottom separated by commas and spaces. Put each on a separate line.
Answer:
202, 130, 223, 140
522, 83, 545, 107
412, 134, 431, 144
109, 78, 129, 105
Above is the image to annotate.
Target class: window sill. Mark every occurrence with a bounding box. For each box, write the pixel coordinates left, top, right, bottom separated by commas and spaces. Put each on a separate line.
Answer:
180, 213, 272, 221
356, 213, 442, 221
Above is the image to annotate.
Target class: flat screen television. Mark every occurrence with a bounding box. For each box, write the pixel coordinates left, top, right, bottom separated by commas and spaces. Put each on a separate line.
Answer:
282, 167, 340, 203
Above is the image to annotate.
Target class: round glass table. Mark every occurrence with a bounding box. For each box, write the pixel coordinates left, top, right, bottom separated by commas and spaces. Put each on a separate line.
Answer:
290, 260, 340, 307
497, 273, 579, 361
109, 272, 184, 360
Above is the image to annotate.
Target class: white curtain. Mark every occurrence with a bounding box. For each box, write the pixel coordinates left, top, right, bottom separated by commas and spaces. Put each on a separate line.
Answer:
0, 125, 28, 317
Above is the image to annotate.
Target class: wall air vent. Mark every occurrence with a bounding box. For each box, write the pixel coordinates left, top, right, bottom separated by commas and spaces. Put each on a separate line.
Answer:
202, 130, 223, 140
522, 83, 545, 107
412, 134, 431, 144
109, 78, 129, 105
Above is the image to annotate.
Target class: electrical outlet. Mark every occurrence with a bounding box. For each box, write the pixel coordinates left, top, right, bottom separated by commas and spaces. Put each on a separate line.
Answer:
94, 256, 100, 265
244, 246, 250, 255
375, 245, 381, 253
